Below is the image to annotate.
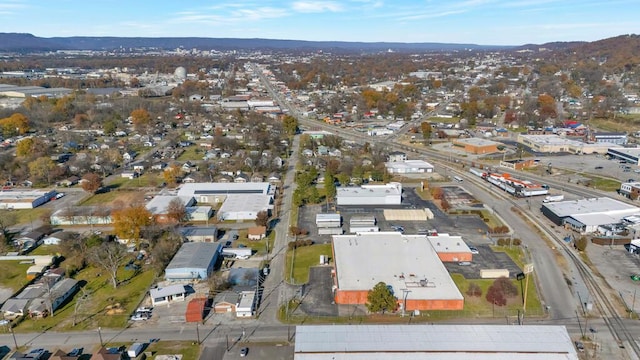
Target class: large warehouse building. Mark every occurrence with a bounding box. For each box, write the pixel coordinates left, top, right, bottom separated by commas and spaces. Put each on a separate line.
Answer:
336, 182, 402, 206
541, 197, 640, 233
331, 232, 467, 311
165, 242, 221, 281
517, 134, 610, 154
607, 147, 640, 165
294, 325, 578, 360
0, 190, 57, 209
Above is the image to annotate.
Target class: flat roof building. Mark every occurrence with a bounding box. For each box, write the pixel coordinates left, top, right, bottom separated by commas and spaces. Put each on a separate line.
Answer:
385, 160, 435, 174
336, 182, 402, 206
165, 242, 221, 281
518, 134, 610, 154
294, 324, 578, 360
0, 190, 57, 209
542, 197, 640, 233
452, 137, 501, 154
177, 182, 274, 203
607, 147, 640, 165
331, 232, 464, 311
146, 195, 195, 223
216, 194, 272, 221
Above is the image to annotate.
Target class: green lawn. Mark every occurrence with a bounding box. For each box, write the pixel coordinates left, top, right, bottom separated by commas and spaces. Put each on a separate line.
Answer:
15, 265, 156, 332
29, 245, 60, 256
450, 273, 541, 314
235, 231, 276, 255
586, 176, 621, 192
0, 261, 32, 291
285, 243, 332, 284
108, 173, 162, 189
12, 208, 51, 226
79, 191, 123, 206
177, 146, 204, 161
427, 116, 461, 123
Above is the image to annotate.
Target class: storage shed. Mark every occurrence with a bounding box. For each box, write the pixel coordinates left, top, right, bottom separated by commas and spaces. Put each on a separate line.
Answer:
185, 297, 208, 322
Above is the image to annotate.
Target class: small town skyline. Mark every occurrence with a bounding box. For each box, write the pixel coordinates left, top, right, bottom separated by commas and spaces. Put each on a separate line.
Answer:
1, 0, 639, 45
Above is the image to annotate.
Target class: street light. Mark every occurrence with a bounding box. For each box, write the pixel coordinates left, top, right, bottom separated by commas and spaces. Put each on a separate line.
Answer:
8, 325, 18, 350
97, 326, 103, 347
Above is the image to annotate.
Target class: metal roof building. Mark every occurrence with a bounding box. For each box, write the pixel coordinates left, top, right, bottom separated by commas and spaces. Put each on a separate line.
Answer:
216, 194, 272, 221
294, 325, 578, 360
165, 242, 221, 281
336, 182, 402, 206
177, 182, 274, 203
331, 232, 464, 311
541, 197, 640, 233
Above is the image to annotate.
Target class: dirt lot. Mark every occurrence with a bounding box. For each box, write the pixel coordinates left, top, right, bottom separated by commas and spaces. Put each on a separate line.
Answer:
587, 243, 640, 314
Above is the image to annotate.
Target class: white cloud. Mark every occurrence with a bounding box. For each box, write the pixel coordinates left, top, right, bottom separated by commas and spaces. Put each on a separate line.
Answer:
292, 1, 343, 13
173, 6, 289, 26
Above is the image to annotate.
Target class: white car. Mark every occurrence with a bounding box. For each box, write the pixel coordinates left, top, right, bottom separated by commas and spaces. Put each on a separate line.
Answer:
131, 313, 150, 321
55, 192, 65, 199
469, 246, 479, 254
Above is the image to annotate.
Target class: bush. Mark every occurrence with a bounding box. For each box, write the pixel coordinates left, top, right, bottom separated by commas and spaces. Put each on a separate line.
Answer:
287, 239, 314, 250
512, 238, 522, 246
466, 283, 482, 297
575, 237, 588, 251
494, 277, 518, 298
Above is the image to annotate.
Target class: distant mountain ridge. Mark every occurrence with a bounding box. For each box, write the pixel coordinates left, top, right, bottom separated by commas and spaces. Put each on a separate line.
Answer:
0, 33, 514, 52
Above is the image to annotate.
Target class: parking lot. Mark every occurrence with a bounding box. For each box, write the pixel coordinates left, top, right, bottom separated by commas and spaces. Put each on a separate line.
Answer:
541, 153, 640, 183
443, 243, 521, 279
299, 186, 491, 243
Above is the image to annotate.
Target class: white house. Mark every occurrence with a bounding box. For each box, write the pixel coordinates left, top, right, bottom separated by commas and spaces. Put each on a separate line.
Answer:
150, 284, 187, 306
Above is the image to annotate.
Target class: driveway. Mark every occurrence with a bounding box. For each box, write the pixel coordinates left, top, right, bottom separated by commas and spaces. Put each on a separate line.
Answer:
295, 266, 337, 317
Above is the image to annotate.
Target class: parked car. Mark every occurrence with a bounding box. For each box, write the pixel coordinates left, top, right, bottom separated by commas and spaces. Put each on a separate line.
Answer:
458, 261, 472, 266
55, 192, 65, 199
131, 313, 150, 321
240, 347, 249, 357
468, 246, 479, 254
594, 166, 603, 170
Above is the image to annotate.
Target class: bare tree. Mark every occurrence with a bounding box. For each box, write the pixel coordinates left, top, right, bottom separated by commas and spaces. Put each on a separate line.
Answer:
72, 287, 91, 326
255, 210, 269, 227
89, 242, 129, 288
166, 198, 188, 224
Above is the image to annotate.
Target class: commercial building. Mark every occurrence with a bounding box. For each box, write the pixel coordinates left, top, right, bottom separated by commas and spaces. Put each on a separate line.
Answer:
179, 226, 219, 242
165, 242, 221, 281
620, 182, 640, 199
294, 325, 578, 360
50, 206, 113, 225
452, 138, 501, 154
0, 190, 57, 209
607, 147, 640, 165
518, 134, 610, 154
541, 197, 640, 233
385, 160, 435, 174
145, 195, 196, 223
592, 132, 627, 145
216, 193, 272, 221
236, 290, 257, 318
0, 84, 72, 98
177, 182, 274, 203
331, 232, 465, 311
149, 284, 187, 306
337, 183, 402, 206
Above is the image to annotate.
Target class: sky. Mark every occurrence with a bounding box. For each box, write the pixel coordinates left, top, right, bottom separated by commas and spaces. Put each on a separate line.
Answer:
0, 0, 639, 46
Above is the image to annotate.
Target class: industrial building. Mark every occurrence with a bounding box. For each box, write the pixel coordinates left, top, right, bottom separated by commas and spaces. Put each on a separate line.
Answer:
0, 84, 72, 98
385, 160, 435, 174
620, 181, 640, 199
0, 190, 57, 209
177, 182, 274, 203
336, 182, 402, 206
179, 226, 219, 242
607, 147, 640, 165
541, 197, 640, 233
518, 134, 610, 154
348, 214, 378, 233
316, 213, 343, 235
294, 325, 578, 360
216, 193, 272, 221
331, 232, 466, 311
165, 242, 221, 281
452, 138, 501, 154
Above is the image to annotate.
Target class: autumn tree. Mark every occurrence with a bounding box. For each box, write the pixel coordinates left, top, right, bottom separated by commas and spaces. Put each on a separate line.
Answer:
420, 121, 432, 140
81, 173, 103, 193
0, 210, 18, 253
28, 156, 56, 185
255, 210, 269, 227
282, 115, 298, 136
15, 138, 35, 158
166, 198, 188, 224
0, 113, 30, 137
493, 277, 518, 298
112, 205, 153, 247
366, 282, 397, 314
89, 241, 129, 288
163, 164, 181, 187
149, 232, 182, 274
466, 283, 482, 297
130, 108, 152, 132
537, 94, 557, 119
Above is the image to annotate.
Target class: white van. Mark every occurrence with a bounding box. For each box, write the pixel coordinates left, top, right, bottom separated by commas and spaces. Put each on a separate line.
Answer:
453, 176, 463, 182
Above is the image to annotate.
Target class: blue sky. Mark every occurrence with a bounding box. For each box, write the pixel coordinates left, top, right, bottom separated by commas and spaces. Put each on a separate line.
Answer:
1, 0, 639, 45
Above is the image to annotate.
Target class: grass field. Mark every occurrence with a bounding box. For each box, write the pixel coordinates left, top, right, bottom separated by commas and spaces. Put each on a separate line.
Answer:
177, 146, 204, 161
0, 261, 32, 291
285, 243, 332, 284
80, 191, 143, 206
427, 116, 461, 124
108, 173, 162, 189
15, 264, 155, 332
12, 207, 51, 226
589, 115, 640, 133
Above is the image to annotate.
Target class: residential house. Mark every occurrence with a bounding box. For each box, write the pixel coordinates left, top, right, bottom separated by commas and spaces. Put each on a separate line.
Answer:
247, 226, 267, 240
273, 156, 284, 168
122, 151, 136, 162
59, 176, 80, 187
234, 173, 250, 183
388, 151, 407, 162
151, 162, 167, 171
28, 278, 79, 317
92, 347, 124, 360
268, 173, 281, 184
1, 298, 29, 319
133, 164, 145, 172
182, 176, 196, 184
328, 149, 342, 157
251, 174, 264, 183
120, 171, 138, 180
302, 149, 314, 157
215, 174, 233, 183
317, 145, 329, 156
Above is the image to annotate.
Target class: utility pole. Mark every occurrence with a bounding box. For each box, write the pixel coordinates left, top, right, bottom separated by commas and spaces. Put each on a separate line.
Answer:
196, 323, 200, 344
97, 326, 103, 347
9, 326, 18, 350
